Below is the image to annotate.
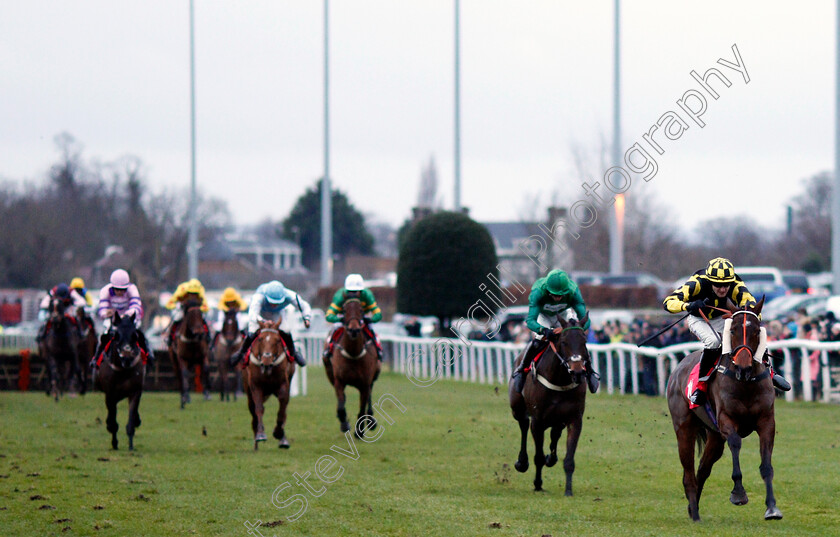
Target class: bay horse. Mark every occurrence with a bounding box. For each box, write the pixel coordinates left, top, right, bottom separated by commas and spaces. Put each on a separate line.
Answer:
212, 308, 242, 402
169, 299, 210, 409
93, 312, 145, 450
666, 297, 782, 521
509, 313, 590, 494
242, 318, 295, 450
324, 298, 380, 438
40, 297, 82, 401
75, 306, 96, 395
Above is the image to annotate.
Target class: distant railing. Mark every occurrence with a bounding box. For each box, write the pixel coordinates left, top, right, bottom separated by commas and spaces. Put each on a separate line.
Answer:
296, 332, 840, 404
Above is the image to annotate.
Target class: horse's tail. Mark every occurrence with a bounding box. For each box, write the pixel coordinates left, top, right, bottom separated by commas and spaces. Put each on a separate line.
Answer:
695, 427, 707, 458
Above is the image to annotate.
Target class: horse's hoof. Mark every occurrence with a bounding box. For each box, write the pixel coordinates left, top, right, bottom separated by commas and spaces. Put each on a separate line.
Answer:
340, 422, 350, 433
254, 442, 259, 451
278, 438, 290, 449
255, 432, 268, 442
730, 492, 748, 506
203, 392, 211, 401
533, 483, 543, 492
545, 454, 557, 467
180, 400, 185, 410
514, 460, 529, 473
764, 506, 783, 520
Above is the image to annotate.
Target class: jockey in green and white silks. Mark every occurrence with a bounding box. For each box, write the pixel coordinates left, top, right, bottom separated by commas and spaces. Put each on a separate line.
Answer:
511, 269, 599, 394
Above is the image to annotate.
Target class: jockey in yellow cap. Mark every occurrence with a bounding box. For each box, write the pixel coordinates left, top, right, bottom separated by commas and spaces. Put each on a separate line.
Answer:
165, 279, 210, 347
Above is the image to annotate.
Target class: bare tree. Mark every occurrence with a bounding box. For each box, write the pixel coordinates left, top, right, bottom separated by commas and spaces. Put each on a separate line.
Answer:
417, 156, 442, 209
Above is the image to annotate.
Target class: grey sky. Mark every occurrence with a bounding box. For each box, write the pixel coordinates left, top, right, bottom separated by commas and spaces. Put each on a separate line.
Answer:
1, 1, 833, 233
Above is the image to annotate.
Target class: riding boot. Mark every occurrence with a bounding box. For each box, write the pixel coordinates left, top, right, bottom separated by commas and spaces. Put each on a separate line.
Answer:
90, 333, 110, 370
689, 347, 722, 406
584, 358, 601, 394
293, 350, 307, 367
512, 337, 549, 394
137, 330, 153, 364
231, 332, 257, 367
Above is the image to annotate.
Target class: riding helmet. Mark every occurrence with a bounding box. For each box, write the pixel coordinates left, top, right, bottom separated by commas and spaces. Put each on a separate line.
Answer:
110, 269, 131, 289
705, 257, 736, 284
70, 277, 85, 290
545, 270, 571, 296
263, 281, 287, 304
345, 274, 365, 291
55, 283, 70, 298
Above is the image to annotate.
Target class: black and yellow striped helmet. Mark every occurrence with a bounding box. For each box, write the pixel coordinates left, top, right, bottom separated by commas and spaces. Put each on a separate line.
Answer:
705, 257, 736, 283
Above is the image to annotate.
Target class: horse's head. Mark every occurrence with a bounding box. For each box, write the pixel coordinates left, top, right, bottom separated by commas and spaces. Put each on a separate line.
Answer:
48, 297, 66, 322
342, 298, 365, 337
723, 297, 766, 380
182, 302, 205, 338
555, 312, 590, 384
222, 309, 240, 339
250, 319, 287, 373
111, 312, 141, 369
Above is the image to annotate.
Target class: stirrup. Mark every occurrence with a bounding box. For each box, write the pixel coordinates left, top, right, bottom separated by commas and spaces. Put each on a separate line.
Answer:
586, 371, 600, 394
772, 373, 791, 392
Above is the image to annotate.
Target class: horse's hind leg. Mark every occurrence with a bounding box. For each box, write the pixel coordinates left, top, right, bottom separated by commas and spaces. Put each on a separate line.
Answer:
696, 432, 725, 501
676, 422, 701, 521
530, 420, 546, 491
105, 394, 119, 450
563, 417, 583, 497
546, 426, 561, 468
126, 391, 143, 451
201, 357, 211, 401
757, 415, 782, 520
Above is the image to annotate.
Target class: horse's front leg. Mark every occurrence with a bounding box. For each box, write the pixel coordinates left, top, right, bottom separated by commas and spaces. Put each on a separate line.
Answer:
273, 381, 291, 449
546, 426, 562, 468
252, 386, 267, 449
721, 416, 748, 506
695, 431, 725, 501
563, 416, 583, 497
758, 414, 782, 520
334, 382, 349, 433
126, 390, 143, 451
355, 383, 372, 439
201, 351, 211, 401
530, 419, 546, 491
105, 393, 119, 450
675, 419, 701, 521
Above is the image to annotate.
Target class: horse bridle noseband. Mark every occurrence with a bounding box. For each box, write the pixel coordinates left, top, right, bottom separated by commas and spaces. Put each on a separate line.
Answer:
716, 310, 770, 383
535, 325, 586, 391
249, 328, 286, 369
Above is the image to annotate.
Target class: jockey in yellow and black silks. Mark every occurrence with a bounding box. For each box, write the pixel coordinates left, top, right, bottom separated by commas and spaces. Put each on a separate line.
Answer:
165, 278, 211, 347
663, 257, 791, 406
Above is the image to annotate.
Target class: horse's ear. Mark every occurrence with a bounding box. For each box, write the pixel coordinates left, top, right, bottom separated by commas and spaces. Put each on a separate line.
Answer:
752, 296, 765, 316
558, 317, 568, 329
272, 319, 282, 330
114, 311, 122, 323
725, 298, 738, 313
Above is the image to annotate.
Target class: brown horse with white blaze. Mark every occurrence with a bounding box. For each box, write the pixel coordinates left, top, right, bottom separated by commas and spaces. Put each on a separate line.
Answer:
243, 318, 296, 450
509, 314, 590, 495
667, 297, 782, 522
324, 298, 380, 438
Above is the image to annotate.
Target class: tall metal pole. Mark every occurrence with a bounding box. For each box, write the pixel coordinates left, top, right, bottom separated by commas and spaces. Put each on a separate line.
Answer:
834, 0, 840, 292
609, 0, 623, 275
187, 0, 198, 279
454, 0, 462, 212
321, 0, 333, 287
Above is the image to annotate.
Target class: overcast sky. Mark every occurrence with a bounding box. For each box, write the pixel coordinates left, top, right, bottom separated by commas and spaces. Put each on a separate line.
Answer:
1, 1, 834, 234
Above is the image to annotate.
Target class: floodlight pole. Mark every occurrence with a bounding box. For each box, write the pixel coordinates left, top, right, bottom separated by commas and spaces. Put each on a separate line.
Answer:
609, 0, 624, 275
833, 0, 840, 292
321, 0, 333, 287
187, 0, 198, 279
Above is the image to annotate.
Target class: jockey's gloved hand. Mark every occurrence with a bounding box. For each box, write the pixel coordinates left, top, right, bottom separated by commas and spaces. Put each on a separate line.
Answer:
686, 299, 707, 314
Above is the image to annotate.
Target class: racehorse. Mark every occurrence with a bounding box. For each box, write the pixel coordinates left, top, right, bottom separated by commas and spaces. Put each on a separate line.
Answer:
40, 297, 82, 401
93, 312, 146, 450
666, 297, 782, 521
242, 318, 295, 450
324, 298, 380, 438
212, 308, 242, 402
75, 306, 96, 395
169, 299, 210, 409
509, 314, 590, 494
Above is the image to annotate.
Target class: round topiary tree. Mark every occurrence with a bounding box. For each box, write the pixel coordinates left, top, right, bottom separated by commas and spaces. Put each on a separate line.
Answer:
397, 211, 499, 332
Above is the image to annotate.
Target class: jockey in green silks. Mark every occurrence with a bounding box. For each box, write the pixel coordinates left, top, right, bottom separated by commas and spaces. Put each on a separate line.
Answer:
322, 274, 383, 360
510, 269, 599, 394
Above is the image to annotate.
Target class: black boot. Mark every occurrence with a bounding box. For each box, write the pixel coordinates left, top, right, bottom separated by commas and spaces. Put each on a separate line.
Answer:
584, 359, 600, 394
689, 347, 722, 405
512, 338, 548, 394
231, 332, 256, 367
293, 350, 306, 367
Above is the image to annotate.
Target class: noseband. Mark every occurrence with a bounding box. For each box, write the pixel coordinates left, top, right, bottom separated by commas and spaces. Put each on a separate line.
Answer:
249, 328, 286, 371
535, 325, 586, 392
717, 310, 770, 383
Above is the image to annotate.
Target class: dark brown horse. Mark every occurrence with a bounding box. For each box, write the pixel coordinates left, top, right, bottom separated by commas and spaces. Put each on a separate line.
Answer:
212, 308, 242, 402
40, 297, 82, 401
324, 298, 381, 437
75, 306, 96, 395
169, 300, 210, 409
93, 312, 145, 450
509, 314, 590, 494
243, 319, 295, 450
666, 298, 782, 521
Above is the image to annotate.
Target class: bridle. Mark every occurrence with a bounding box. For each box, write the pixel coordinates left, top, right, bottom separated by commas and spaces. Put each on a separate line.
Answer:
535, 325, 587, 392
249, 328, 287, 372
717, 309, 770, 383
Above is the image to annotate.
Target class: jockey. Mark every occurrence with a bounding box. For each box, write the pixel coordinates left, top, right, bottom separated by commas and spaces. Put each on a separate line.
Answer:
165, 278, 211, 347
663, 257, 791, 406
230, 280, 311, 367
211, 287, 247, 347
510, 269, 599, 394
91, 268, 151, 368
36, 283, 87, 341
322, 274, 383, 360
70, 277, 95, 308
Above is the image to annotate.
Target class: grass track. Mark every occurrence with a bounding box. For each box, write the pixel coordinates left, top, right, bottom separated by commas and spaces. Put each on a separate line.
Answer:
1, 370, 838, 537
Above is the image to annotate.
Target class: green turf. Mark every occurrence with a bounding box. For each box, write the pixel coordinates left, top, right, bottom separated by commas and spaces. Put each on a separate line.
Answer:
1, 370, 838, 537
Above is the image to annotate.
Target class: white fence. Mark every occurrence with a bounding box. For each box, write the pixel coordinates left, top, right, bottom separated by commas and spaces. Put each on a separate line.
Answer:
296, 332, 840, 404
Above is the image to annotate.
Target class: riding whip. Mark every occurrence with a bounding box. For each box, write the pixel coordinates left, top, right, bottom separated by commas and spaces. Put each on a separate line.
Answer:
636, 312, 689, 347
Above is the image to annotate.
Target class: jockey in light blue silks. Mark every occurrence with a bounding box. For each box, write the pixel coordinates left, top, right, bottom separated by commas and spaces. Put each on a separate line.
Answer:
230, 280, 312, 367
